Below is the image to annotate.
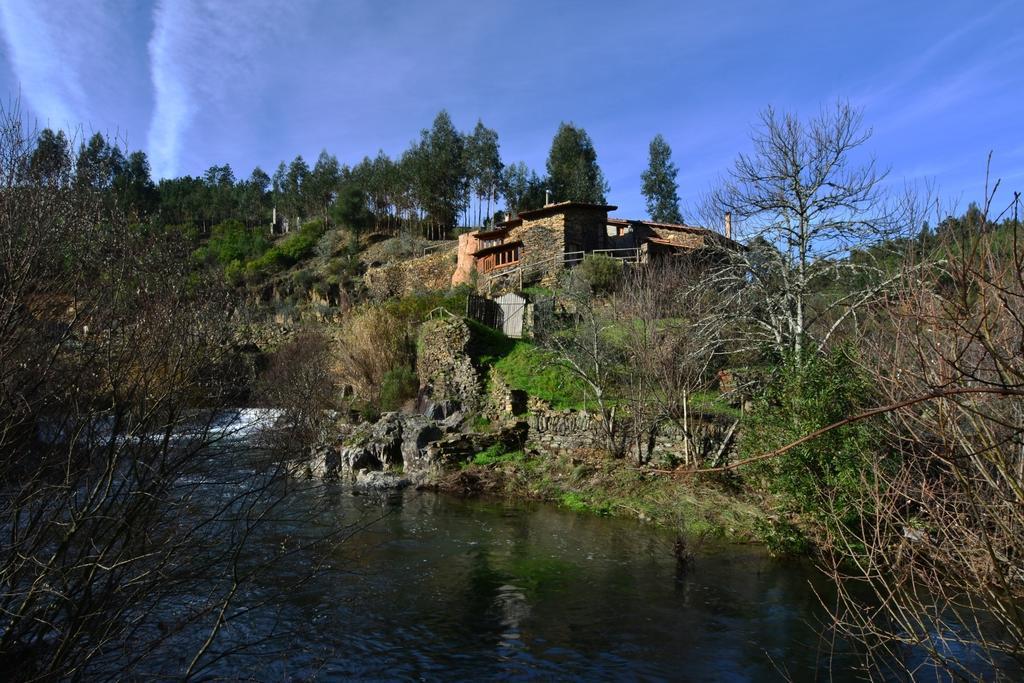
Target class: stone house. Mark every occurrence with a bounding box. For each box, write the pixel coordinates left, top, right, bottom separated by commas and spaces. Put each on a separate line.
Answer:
451, 201, 737, 288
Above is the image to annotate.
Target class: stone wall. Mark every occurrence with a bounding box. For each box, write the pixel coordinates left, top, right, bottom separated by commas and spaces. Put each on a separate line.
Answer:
484, 383, 736, 465
485, 368, 528, 418
417, 316, 484, 414
525, 406, 604, 454
522, 404, 735, 465
507, 215, 565, 287
562, 206, 611, 254
364, 246, 457, 300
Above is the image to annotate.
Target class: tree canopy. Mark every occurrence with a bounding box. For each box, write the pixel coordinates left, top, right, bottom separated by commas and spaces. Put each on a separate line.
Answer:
545, 122, 609, 204
640, 134, 682, 223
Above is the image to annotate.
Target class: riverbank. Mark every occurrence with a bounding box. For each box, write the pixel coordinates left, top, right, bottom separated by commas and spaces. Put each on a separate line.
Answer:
434, 446, 766, 544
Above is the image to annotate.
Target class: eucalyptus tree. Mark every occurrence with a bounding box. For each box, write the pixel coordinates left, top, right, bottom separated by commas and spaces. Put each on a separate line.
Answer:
465, 119, 503, 226
640, 134, 683, 223
419, 110, 468, 238
238, 166, 271, 229
307, 150, 341, 224
74, 132, 126, 193
28, 127, 71, 183
284, 154, 310, 222
112, 150, 158, 222
546, 122, 608, 204
501, 161, 545, 216
353, 151, 402, 232
202, 163, 237, 226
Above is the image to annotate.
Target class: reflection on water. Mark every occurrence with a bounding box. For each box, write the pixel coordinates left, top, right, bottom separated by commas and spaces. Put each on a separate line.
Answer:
171, 474, 869, 682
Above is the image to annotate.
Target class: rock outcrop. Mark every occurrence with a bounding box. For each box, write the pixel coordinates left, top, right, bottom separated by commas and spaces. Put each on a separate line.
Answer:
329, 411, 525, 486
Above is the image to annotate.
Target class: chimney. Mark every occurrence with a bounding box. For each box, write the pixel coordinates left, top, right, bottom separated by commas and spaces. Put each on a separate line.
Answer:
724, 211, 732, 240
545, 189, 552, 206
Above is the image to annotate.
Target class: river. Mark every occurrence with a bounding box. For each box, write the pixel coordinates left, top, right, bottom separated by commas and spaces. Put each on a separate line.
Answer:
155, 433, 871, 681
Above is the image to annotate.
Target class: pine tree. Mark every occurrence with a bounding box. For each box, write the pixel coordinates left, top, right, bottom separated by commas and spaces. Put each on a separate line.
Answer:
545, 122, 608, 204
640, 134, 682, 223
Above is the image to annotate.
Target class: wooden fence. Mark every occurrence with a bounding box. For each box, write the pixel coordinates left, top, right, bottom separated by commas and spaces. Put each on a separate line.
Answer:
466, 292, 529, 338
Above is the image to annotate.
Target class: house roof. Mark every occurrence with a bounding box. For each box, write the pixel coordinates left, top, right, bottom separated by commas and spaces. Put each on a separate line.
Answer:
517, 201, 618, 220
628, 219, 743, 250
492, 217, 523, 229
645, 236, 698, 248
473, 225, 513, 240
630, 220, 708, 234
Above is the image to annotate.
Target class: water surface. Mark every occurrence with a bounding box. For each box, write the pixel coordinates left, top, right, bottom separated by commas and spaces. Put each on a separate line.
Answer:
178, 476, 864, 681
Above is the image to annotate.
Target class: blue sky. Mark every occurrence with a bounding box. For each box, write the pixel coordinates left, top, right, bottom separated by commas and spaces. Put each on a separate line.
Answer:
0, 0, 1021, 219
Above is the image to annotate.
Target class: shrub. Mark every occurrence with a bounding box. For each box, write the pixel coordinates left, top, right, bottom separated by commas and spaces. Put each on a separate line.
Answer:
315, 229, 343, 257
577, 253, 623, 294
224, 259, 244, 286
381, 233, 426, 259
379, 365, 418, 411
291, 269, 315, 292
196, 219, 271, 266
382, 288, 469, 326
277, 232, 316, 262
246, 248, 291, 277
334, 307, 416, 404
739, 347, 880, 529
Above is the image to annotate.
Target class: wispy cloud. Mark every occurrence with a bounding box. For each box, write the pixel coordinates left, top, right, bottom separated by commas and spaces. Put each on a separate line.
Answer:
0, 1, 150, 144
146, 1, 308, 178
0, 1, 99, 130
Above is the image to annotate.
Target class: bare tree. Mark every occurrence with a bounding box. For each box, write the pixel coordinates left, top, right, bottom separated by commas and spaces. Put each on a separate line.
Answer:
703, 101, 903, 363
0, 103, 341, 679
707, 181, 1024, 678
613, 260, 724, 466
817, 184, 1024, 680
257, 327, 339, 457
534, 270, 627, 456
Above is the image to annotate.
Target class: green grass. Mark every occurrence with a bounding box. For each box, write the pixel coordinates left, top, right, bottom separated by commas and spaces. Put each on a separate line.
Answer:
689, 391, 742, 418
465, 318, 517, 365
468, 443, 525, 467
559, 491, 612, 516
495, 453, 764, 543
491, 342, 588, 409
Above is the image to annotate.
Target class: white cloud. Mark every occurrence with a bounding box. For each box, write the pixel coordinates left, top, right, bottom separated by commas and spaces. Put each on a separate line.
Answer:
146, 1, 308, 178
0, 1, 110, 131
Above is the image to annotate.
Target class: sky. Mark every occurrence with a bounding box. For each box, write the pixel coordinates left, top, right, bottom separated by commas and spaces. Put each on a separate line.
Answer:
0, 0, 1021, 220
